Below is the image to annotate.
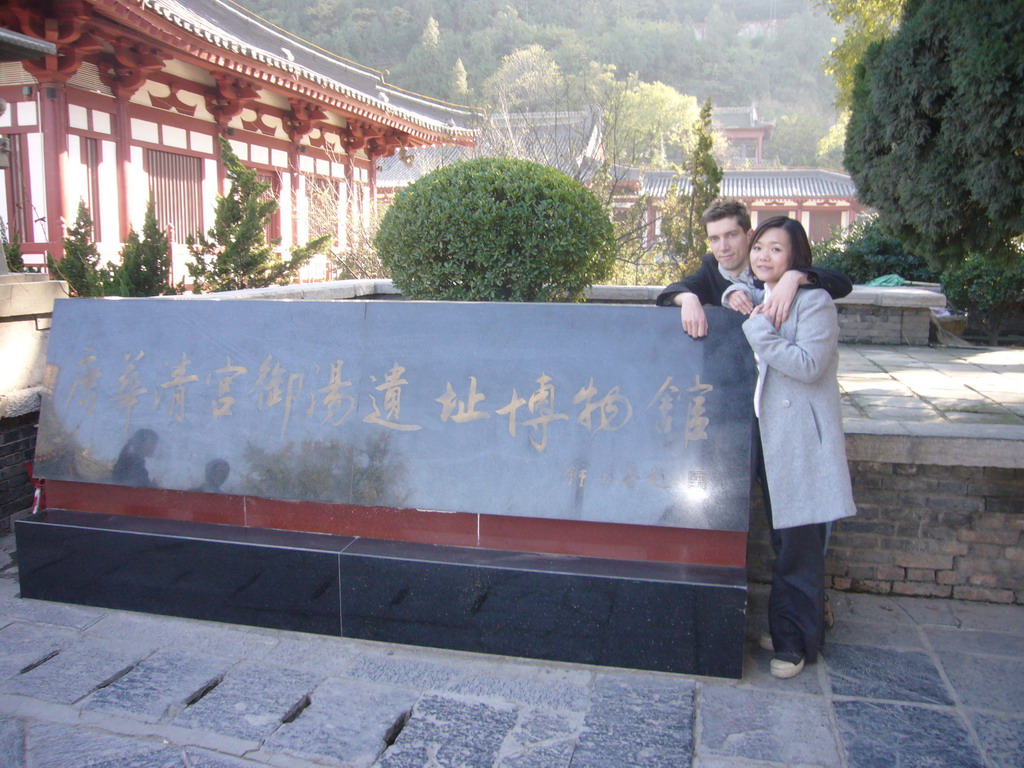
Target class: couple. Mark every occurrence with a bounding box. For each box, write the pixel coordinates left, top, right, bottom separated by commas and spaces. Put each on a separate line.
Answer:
658, 200, 857, 679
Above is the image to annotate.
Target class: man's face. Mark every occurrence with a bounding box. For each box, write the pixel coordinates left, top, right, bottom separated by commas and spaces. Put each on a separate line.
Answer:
705, 217, 752, 276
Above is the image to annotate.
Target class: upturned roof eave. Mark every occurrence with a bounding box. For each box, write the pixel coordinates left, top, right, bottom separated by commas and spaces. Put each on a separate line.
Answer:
93, 0, 478, 144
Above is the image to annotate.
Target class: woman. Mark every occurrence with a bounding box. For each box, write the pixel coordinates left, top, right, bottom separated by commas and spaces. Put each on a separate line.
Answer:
733, 216, 856, 679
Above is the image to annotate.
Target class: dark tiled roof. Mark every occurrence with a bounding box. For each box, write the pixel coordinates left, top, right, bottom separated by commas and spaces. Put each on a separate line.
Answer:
0, 28, 56, 61
144, 0, 477, 135
641, 168, 859, 199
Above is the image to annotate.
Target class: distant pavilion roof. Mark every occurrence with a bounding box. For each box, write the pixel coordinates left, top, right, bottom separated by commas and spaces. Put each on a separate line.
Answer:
137, 0, 477, 137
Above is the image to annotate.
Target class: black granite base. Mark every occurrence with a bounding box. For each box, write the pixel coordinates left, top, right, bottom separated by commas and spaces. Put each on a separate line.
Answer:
15, 509, 747, 677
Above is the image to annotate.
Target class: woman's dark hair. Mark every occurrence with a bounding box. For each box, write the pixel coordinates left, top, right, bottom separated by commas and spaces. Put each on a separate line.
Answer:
749, 216, 813, 270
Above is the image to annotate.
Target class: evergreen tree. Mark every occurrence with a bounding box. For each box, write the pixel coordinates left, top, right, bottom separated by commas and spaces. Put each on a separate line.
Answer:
395, 17, 449, 98
1, 219, 24, 272
111, 200, 173, 296
186, 137, 329, 292
48, 201, 111, 296
450, 58, 470, 101
661, 98, 722, 273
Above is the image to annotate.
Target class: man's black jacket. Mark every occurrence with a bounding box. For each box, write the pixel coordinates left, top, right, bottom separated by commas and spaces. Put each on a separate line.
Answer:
656, 254, 853, 307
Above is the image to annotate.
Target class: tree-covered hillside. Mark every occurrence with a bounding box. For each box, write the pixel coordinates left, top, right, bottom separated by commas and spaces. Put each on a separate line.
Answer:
236, 0, 843, 168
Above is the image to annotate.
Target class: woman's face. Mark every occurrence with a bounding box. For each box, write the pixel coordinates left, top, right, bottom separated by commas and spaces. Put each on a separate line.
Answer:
749, 227, 792, 287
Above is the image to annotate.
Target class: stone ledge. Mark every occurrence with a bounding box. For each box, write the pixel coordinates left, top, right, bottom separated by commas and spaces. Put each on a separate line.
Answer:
0, 276, 68, 318
176, 279, 399, 301
0, 387, 42, 420
844, 419, 1024, 469
835, 285, 945, 309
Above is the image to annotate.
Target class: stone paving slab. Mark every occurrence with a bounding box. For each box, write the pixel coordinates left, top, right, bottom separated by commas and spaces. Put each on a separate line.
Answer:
569, 673, 694, 768
82, 647, 233, 722
835, 700, 986, 768
697, 685, 841, 767
2, 532, 1024, 768
1, 636, 152, 705
376, 693, 518, 768
172, 662, 322, 742
262, 678, 419, 767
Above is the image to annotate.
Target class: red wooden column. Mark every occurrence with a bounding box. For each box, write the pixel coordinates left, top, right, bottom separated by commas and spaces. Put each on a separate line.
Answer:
113, 97, 132, 241
36, 80, 69, 259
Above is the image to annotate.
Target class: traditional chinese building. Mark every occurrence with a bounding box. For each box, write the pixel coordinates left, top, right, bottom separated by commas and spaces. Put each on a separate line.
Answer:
0, 0, 477, 281
713, 104, 774, 167
625, 166, 866, 245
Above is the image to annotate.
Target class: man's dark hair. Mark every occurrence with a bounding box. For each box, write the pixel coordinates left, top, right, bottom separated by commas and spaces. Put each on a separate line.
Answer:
701, 199, 751, 232
750, 216, 813, 270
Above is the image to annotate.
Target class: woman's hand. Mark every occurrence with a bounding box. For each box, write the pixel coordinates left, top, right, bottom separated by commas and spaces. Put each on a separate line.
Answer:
725, 290, 754, 315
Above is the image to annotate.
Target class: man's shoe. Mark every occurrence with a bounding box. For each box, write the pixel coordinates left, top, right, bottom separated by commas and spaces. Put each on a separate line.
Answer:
770, 652, 805, 679
758, 632, 774, 651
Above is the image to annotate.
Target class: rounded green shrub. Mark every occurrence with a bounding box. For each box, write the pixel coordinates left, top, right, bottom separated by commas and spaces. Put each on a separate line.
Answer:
941, 251, 1024, 345
375, 157, 616, 301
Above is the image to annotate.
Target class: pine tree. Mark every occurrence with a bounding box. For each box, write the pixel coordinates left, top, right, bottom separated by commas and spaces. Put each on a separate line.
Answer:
186, 137, 328, 292
450, 58, 470, 101
48, 201, 111, 296
1, 219, 24, 272
111, 199, 173, 296
661, 97, 722, 274
683, 98, 723, 262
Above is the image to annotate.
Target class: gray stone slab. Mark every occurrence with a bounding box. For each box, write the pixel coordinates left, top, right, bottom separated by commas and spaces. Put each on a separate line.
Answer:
258, 634, 359, 677
263, 678, 418, 767
697, 686, 841, 767
0, 716, 25, 768
0, 596, 104, 629
827, 592, 915, 625
970, 711, 1024, 768
83, 648, 232, 722
835, 700, 985, 768
926, 627, 1024, 658
735, 648, 824, 695
36, 300, 756, 531
172, 662, 321, 742
569, 673, 693, 768
0, 576, 18, 600
951, 602, 1024, 635
499, 741, 575, 768
342, 653, 463, 690
825, 643, 952, 705
2, 637, 149, 705
26, 723, 184, 768
0, 620, 80, 681
497, 708, 579, 768
939, 652, 1024, 714
377, 694, 518, 768
830, 619, 925, 650
888, 595, 960, 627
182, 749, 269, 767
182, 750, 267, 768
445, 670, 590, 711
85, 612, 278, 661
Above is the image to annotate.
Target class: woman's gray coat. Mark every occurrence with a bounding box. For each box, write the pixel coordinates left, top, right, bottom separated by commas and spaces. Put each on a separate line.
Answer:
742, 288, 857, 529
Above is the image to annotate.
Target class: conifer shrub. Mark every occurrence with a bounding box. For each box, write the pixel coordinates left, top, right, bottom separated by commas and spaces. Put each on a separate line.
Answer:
814, 216, 938, 284
941, 251, 1024, 345
375, 157, 615, 301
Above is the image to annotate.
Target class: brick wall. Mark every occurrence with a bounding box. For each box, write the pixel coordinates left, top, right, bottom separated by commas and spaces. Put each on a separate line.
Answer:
747, 461, 1024, 605
0, 413, 38, 534
835, 305, 931, 345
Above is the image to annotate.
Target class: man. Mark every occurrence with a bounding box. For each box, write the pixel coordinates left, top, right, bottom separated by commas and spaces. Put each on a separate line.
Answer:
658, 200, 848, 641
656, 199, 852, 336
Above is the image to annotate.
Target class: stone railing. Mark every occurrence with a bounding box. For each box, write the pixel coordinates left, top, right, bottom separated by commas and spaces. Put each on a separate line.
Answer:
189, 279, 946, 346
